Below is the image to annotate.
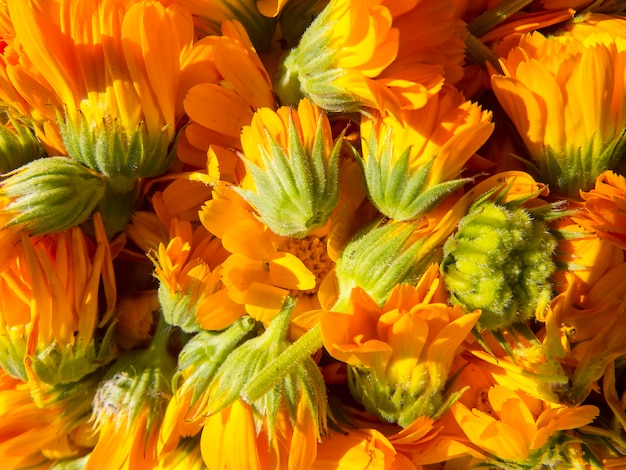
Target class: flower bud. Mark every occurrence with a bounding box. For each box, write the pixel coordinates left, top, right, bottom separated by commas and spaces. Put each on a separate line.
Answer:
0, 113, 46, 174
0, 157, 105, 235
441, 199, 558, 330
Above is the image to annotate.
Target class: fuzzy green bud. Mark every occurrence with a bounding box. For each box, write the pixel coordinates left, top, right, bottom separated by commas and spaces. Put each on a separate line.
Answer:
0, 157, 105, 235
0, 113, 45, 173
236, 100, 341, 238
441, 201, 558, 330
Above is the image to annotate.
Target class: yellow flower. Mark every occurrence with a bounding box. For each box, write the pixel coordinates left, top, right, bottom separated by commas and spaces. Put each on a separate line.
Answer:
321, 264, 479, 426
161, 0, 277, 50
7, 0, 197, 183
151, 218, 244, 331
182, 20, 275, 177
200, 183, 337, 324
490, 30, 626, 197
451, 384, 598, 467
237, 98, 341, 237
276, 0, 466, 116
571, 170, 626, 250
359, 85, 493, 221
0, 213, 116, 389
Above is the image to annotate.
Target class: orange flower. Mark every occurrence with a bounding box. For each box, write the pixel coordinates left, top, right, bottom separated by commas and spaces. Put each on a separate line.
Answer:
452, 384, 598, 466
182, 20, 275, 175
0, 213, 117, 390
490, 30, 626, 196
359, 85, 493, 221
276, 0, 466, 116
321, 264, 479, 426
571, 170, 626, 250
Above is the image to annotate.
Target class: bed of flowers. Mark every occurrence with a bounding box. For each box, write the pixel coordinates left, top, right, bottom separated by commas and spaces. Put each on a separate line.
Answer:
1, 0, 626, 468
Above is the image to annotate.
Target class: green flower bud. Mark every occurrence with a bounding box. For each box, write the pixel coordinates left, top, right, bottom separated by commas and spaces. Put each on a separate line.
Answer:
206, 297, 328, 441
0, 112, 46, 174
0, 157, 105, 235
236, 99, 341, 238
441, 200, 558, 330
59, 111, 177, 192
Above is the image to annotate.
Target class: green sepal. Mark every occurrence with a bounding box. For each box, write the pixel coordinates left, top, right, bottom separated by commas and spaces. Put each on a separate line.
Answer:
0, 325, 28, 381
92, 319, 175, 432
27, 322, 117, 386
334, 220, 434, 310
275, 2, 358, 112
359, 131, 472, 221
172, 316, 257, 410
0, 112, 46, 174
0, 156, 105, 235
59, 109, 178, 182
236, 112, 341, 238
206, 298, 328, 441
278, 0, 328, 48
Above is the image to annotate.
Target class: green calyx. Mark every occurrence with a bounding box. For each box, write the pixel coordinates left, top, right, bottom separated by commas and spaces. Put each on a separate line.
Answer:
533, 129, 626, 198
172, 316, 257, 412
441, 194, 559, 331
205, 297, 328, 441
59, 109, 177, 183
334, 220, 434, 310
275, 2, 357, 112
0, 112, 46, 174
236, 112, 341, 238
359, 129, 471, 221
91, 319, 175, 432
348, 364, 465, 428
0, 156, 105, 235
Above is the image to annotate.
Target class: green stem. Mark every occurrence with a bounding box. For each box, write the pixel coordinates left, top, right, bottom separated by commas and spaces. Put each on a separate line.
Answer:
467, 0, 535, 37
243, 323, 323, 402
97, 178, 137, 238
465, 32, 503, 73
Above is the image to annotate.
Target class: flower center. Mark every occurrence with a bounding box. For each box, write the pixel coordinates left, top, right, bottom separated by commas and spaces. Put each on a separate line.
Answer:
280, 235, 333, 295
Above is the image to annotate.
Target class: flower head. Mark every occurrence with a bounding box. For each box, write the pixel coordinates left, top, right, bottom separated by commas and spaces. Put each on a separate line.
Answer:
276, 0, 466, 116
490, 30, 626, 197
452, 384, 598, 467
321, 264, 479, 426
358, 86, 493, 221
236, 99, 341, 237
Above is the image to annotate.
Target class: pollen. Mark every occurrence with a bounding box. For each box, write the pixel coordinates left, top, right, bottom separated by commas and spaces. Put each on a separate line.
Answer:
280, 235, 333, 295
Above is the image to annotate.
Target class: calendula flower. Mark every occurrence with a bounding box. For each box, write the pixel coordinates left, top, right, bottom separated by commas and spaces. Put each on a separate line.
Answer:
358, 85, 493, 221
0, 212, 116, 389
151, 218, 243, 331
276, 0, 466, 116
88, 319, 174, 470
312, 426, 417, 470
451, 384, 598, 468
7, 0, 193, 183
0, 157, 105, 235
440, 184, 561, 331
490, 30, 626, 197
159, 317, 256, 454
200, 183, 339, 323
182, 20, 275, 176
236, 98, 341, 237
571, 170, 626, 250
321, 264, 480, 427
